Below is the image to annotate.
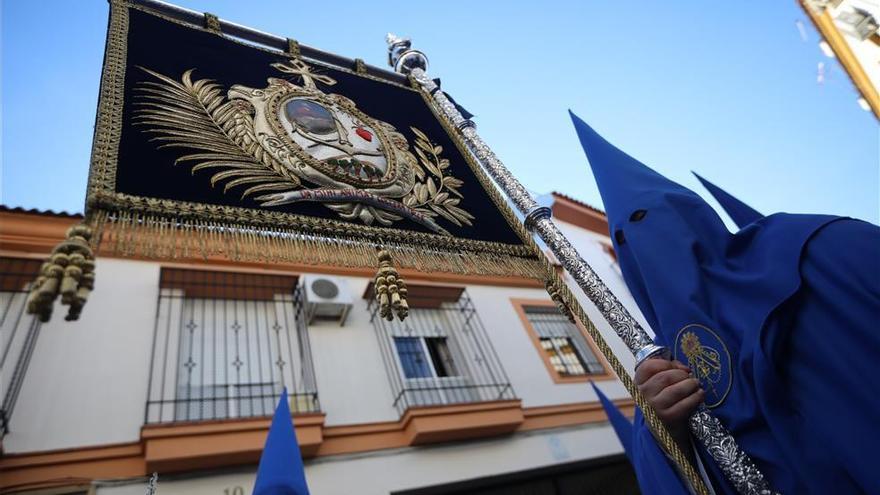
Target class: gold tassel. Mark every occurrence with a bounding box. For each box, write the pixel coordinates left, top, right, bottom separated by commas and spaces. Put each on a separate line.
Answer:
545, 279, 576, 324
374, 248, 408, 321
27, 223, 97, 322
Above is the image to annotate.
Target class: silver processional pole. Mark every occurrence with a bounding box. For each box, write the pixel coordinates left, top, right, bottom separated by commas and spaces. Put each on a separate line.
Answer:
386, 34, 777, 495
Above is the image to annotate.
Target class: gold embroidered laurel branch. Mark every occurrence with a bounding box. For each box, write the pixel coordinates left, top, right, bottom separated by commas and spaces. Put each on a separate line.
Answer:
403, 127, 474, 227
134, 67, 302, 199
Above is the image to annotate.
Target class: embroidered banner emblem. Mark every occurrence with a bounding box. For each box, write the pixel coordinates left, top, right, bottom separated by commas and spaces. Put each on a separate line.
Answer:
674, 324, 732, 408
135, 59, 472, 234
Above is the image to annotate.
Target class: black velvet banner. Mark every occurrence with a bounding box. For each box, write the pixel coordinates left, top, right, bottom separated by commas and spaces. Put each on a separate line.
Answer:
90, 4, 528, 250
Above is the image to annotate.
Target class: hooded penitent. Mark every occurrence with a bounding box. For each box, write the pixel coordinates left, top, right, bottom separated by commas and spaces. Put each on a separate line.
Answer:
692, 172, 763, 230
253, 389, 310, 495
569, 111, 879, 494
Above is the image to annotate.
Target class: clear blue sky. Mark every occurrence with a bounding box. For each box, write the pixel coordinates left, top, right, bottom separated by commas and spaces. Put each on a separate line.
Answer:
2, 0, 878, 224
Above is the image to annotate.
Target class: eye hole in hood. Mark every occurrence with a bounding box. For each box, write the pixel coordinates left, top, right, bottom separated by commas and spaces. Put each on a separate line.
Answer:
630, 209, 647, 222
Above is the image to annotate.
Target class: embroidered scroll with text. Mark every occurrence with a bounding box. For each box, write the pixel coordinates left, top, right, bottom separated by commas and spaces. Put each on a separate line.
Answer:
65, 0, 541, 321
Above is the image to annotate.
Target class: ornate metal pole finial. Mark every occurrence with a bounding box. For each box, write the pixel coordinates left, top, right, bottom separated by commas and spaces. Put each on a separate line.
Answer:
392, 37, 777, 495
386, 33, 428, 74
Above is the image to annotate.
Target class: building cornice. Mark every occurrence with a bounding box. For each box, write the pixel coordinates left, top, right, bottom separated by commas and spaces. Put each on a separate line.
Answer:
549, 193, 610, 238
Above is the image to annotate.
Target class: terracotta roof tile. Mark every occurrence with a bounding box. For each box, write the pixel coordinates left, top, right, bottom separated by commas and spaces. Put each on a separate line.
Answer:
0, 204, 83, 219
550, 192, 605, 216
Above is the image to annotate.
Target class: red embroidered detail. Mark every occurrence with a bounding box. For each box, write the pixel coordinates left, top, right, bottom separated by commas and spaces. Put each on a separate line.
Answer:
355, 127, 373, 142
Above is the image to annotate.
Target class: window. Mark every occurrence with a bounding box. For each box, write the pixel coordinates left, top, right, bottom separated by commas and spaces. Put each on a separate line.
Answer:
526, 306, 604, 376
513, 300, 609, 383
540, 337, 593, 377
145, 268, 319, 424
425, 337, 459, 377
394, 336, 459, 379
370, 288, 515, 415
0, 258, 43, 435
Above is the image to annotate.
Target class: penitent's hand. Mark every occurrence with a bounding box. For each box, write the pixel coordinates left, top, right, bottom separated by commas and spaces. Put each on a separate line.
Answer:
635, 358, 704, 447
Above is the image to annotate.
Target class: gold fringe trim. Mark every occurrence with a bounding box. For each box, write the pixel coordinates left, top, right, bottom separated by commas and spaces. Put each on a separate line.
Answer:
90, 211, 544, 279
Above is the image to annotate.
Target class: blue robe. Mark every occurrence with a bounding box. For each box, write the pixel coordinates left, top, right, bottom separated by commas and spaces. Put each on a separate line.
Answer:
569, 111, 880, 494
633, 218, 880, 494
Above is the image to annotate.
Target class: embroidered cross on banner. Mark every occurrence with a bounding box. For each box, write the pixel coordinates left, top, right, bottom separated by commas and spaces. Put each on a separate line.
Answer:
271, 58, 336, 89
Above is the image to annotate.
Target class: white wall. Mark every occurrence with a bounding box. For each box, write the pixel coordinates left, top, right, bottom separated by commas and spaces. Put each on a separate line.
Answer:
4, 258, 160, 453
466, 284, 619, 407
302, 273, 399, 426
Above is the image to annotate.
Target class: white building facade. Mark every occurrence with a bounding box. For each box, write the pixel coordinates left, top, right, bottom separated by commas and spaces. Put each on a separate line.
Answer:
0, 193, 650, 495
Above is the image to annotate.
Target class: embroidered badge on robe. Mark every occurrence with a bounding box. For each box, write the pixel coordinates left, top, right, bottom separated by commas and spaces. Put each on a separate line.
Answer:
674, 324, 732, 408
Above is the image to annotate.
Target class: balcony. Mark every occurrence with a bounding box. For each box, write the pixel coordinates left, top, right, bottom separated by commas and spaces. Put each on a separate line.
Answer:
0, 257, 43, 436
145, 268, 320, 423
142, 268, 323, 471
368, 285, 522, 443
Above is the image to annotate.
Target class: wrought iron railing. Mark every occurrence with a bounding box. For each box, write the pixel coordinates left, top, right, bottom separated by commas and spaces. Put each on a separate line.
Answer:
369, 290, 515, 415
0, 257, 43, 434
145, 268, 319, 424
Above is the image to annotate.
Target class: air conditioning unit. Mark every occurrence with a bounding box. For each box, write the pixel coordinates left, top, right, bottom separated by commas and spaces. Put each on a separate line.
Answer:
302, 275, 353, 325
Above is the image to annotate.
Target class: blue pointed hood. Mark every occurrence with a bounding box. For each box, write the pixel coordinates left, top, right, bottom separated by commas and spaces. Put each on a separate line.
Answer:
693, 172, 763, 229
568, 110, 731, 339
569, 111, 840, 493
253, 388, 310, 495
